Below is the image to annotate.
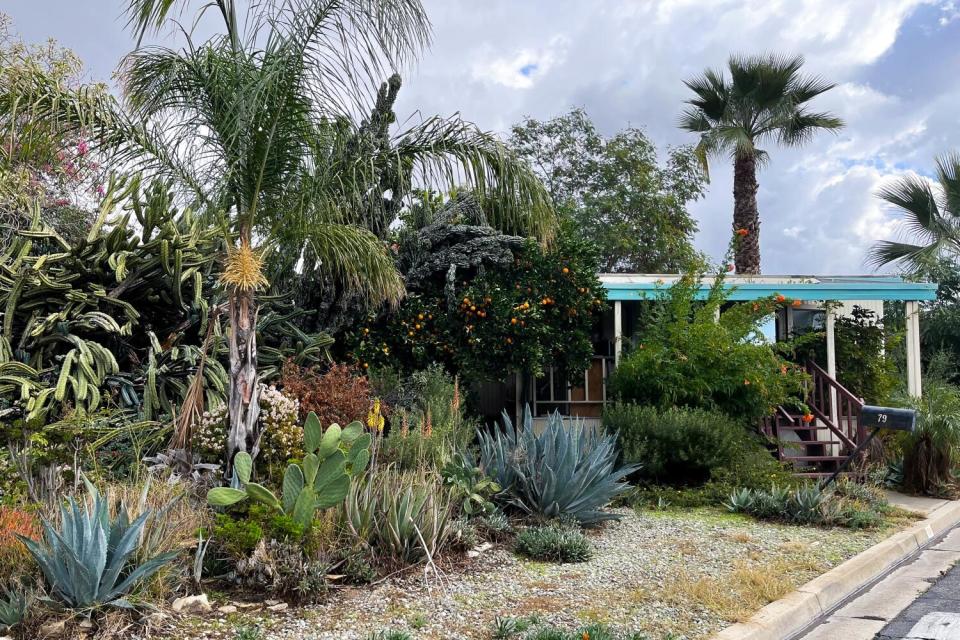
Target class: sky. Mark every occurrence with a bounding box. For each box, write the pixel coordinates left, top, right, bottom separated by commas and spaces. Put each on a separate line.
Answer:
7, 0, 960, 275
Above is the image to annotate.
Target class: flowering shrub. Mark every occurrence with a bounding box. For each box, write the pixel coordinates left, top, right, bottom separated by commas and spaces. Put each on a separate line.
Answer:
0, 506, 39, 578
194, 405, 228, 462
258, 384, 301, 464
280, 361, 386, 428
609, 262, 807, 424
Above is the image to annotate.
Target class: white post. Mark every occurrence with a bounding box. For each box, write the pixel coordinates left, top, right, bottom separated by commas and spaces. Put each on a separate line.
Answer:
614, 300, 623, 368
825, 305, 838, 430
905, 300, 922, 397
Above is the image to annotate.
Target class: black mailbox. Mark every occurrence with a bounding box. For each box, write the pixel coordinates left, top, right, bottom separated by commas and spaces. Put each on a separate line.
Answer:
861, 405, 916, 433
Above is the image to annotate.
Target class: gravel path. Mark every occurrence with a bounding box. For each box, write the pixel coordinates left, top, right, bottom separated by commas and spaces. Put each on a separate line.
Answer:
171, 508, 906, 640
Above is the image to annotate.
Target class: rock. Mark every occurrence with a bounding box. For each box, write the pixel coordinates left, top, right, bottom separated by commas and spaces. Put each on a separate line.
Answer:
233, 601, 258, 609
218, 605, 238, 614
39, 620, 67, 637
264, 599, 281, 606
467, 542, 495, 558
172, 594, 212, 614
267, 602, 289, 612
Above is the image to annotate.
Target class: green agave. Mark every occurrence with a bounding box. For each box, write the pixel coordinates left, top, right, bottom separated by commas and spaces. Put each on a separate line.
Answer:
477, 406, 637, 525
17, 479, 177, 610
208, 412, 371, 528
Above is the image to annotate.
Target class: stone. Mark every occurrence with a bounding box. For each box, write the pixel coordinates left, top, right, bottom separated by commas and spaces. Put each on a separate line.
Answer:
38, 620, 67, 636
267, 602, 289, 612
171, 594, 212, 614
264, 599, 281, 606
218, 605, 239, 614
467, 542, 494, 558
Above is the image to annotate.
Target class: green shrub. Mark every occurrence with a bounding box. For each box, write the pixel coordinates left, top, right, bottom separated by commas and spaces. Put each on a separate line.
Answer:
514, 525, 592, 563
605, 404, 749, 486
213, 514, 264, 558
896, 381, 960, 494
607, 269, 806, 423
367, 631, 414, 640
478, 407, 636, 525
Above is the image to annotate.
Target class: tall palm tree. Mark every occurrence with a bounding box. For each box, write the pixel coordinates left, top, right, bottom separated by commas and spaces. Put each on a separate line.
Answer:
680, 54, 844, 274
868, 153, 960, 271
3, 0, 553, 464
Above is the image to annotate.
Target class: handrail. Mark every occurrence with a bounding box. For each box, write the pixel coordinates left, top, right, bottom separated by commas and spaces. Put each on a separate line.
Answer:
807, 360, 865, 407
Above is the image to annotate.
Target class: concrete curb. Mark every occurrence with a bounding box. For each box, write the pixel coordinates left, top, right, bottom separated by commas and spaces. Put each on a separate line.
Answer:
709, 499, 960, 640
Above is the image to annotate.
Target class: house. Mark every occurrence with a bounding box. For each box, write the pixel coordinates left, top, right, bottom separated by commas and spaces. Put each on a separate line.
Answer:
510, 273, 937, 476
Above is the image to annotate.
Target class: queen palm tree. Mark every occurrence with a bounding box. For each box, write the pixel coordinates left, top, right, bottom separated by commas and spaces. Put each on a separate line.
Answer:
868, 153, 960, 271
680, 54, 844, 274
3, 0, 553, 464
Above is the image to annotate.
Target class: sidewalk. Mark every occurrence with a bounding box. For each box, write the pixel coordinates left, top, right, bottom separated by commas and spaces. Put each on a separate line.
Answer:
796, 493, 960, 640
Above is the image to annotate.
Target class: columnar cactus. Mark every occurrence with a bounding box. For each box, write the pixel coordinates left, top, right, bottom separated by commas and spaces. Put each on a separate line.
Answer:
207, 412, 371, 527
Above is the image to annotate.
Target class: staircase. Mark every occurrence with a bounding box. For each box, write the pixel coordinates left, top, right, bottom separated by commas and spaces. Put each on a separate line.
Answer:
760, 361, 866, 478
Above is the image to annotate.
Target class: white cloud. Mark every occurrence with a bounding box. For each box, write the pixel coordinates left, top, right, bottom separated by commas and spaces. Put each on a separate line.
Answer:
470, 36, 567, 89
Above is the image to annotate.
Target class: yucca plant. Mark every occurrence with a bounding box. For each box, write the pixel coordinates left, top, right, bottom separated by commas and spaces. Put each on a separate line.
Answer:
17, 478, 178, 610
477, 407, 637, 525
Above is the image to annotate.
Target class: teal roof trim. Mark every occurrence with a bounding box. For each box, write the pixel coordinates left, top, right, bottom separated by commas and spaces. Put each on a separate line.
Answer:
602, 278, 938, 302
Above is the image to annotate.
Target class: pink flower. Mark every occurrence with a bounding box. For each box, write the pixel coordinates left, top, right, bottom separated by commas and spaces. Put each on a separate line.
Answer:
726, 264, 734, 272
53, 198, 70, 207
76, 140, 88, 156
96, 184, 105, 197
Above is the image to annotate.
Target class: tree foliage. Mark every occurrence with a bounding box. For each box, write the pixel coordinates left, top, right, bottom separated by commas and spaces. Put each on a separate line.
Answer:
509, 108, 704, 273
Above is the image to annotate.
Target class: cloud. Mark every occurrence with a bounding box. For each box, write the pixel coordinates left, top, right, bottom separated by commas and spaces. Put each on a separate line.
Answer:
470, 36, 567, 89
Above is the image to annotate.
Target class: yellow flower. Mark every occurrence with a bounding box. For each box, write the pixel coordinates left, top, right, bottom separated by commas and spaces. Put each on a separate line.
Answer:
366, 398, 385, 432
219, 241, 269, 291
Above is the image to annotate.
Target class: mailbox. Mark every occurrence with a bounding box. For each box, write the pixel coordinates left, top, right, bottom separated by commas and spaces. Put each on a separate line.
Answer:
861, 405, 916, 433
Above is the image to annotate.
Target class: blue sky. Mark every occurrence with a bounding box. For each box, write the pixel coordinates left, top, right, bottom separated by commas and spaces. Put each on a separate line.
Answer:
6, 1, 960, 275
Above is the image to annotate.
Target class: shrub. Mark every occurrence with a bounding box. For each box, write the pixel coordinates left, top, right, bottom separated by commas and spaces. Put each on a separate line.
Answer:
897, 381, 960, 494
233, 538, 329, 601
344, 467, 455, 567
18, 479, 178, 609
213, 514, 264, 559
383, 366, 475, 471
441, 451, 501, 516
607, 268, 806, 423
478, 407, 636, 525
281, 361, 384, 428
515, 525, 592, 563
0, 587, 31, 632
0, 507, 38, 579
605, 404, 751, 486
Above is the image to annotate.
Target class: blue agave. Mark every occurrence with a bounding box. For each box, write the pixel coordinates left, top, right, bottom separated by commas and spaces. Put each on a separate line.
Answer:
478, 407, 638, 524
18, 479, 177, 610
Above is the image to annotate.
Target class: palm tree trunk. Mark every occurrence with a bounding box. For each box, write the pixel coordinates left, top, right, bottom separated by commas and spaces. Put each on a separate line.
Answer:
733, 153, 761, 274
226, 282, 261, 466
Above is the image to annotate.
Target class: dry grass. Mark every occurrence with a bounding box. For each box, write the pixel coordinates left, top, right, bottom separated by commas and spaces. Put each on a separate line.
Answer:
727, 531, 755, 544
662, 557, 829, 623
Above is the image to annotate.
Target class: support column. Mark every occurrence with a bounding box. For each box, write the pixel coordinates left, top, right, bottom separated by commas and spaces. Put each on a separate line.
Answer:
825, 305, 838, 430
906, 300, 922, 397
614, 300, 623, 368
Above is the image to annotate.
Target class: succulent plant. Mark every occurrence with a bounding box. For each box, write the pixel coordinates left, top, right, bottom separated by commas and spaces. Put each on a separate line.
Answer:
208, 412, 370, 527
17, 478, 178, 610
477, 406, 637, 525
0, 587, 32, 631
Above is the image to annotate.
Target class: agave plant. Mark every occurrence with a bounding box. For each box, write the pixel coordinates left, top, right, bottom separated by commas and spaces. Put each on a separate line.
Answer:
17, 478, 178, 610
0, 588, 32, 631
477, 407, 637, 525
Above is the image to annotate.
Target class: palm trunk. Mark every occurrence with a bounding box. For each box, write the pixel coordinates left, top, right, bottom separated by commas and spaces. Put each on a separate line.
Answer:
733, 152, 761, 274
226, 281, 261, 467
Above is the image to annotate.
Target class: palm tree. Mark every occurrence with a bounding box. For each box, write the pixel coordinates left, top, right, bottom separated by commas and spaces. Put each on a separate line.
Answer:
3, 0, 553, 464
868, 153, 960, 271
680, 54, 844, 274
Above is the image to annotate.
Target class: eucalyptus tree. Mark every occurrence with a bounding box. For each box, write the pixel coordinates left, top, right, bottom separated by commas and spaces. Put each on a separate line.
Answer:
868, 153, 960, 271
680, 54, 843, 274
2, 0, 553, 463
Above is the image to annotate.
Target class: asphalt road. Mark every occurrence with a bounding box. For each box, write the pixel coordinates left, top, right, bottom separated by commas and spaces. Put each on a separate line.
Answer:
877, 561, 960, 639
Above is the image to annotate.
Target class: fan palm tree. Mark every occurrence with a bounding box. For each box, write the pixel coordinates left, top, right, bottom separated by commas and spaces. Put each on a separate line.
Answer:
2, 0, 553, 464
868, 153, 960, 271
680, 54, 844, 274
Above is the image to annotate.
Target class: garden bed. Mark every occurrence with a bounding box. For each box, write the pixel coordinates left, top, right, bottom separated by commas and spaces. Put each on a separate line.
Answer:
163, 507, 914, 640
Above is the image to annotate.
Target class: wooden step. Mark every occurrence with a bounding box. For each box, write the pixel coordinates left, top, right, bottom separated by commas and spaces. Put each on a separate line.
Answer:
794, 471, 852, 479
781, 455, 847, 462
776, 425, 833, 431
785, 440, 843, 447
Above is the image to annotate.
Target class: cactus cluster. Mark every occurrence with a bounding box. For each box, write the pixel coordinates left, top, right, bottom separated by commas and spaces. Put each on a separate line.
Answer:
208, 412, 371, 527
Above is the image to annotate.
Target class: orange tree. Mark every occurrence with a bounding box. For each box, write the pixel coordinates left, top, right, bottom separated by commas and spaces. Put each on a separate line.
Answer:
346, 225, 605, 381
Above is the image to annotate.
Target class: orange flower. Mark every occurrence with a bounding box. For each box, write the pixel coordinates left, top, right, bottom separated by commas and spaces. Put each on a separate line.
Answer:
775, 294, 786, 303
582, 634, 590, 640
752, 303, 760, 311
736, 228, 749, 237
744, 379, 751, 386
562, 267, 570, 274
802, 413, 814, 424
792, 299, 802, 308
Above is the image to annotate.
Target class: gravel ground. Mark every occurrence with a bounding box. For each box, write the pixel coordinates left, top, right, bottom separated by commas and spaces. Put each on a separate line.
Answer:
168, 508, 908, 640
